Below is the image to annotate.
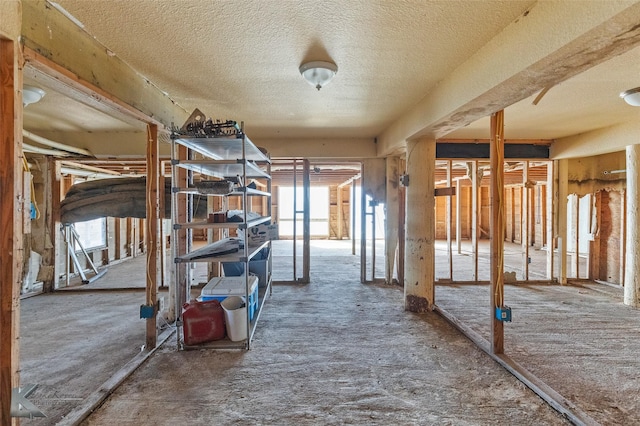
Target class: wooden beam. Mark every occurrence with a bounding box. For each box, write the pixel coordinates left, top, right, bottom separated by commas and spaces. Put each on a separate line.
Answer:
557, 160, 569, 284
455, 178, 462, 255
21, 0, 187, 129
404, 137, 435, 311
0, 37, 22, 426
471, 161, 478, 281
145, 124, 159, 350
490, 110, 505, 355
546, 161, 555, 280
446, 160, 453, 280
436, 143, 549, 159
522, 161, 529, 280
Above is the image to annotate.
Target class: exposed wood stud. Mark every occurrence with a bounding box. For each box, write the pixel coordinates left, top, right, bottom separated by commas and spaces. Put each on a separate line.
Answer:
522, 161, 529, 280
0, 37, 22, 426
471, 161, 478, 281
446, 160, 453, 279
546, 161, 555, 281
145, 124, 159, 350
557, 159, 569, 284
490, 110, 505, 355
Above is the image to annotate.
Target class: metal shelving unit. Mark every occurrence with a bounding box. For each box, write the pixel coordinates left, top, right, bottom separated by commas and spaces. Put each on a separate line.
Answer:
170, 115, 271, 350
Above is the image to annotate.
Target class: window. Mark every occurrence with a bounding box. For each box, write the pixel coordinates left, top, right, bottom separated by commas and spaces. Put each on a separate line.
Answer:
278, 186, 329, 237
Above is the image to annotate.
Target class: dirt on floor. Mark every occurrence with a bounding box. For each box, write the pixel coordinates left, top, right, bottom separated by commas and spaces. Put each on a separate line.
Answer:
77, 242, 567, 425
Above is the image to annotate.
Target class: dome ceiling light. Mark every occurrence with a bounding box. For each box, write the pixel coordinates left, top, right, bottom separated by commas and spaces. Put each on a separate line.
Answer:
299, 61, 338, 91
620, 87, 640, 106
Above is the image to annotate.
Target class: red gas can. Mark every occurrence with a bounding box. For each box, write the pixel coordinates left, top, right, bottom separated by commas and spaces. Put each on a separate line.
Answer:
182, 299, 226, 345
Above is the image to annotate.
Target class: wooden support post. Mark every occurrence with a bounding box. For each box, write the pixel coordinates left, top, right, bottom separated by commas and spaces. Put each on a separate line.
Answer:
0, 37, 23, 426
337, 185, 344, 239
385, 156, 400, 284
557, 159, 569, 285
546, 161, 555, 280
572, 194, 579, 278
620, 189, 626, 288
176, 145, 188, 317
471, 161, 479, 280
404, 137, 435, 311
302, 159, 311, 284
624, 144, 640, 306
455, 178, 462, 255
446, 160, 453, 279
145, 124, 159, 350
490, 111, 505, 355
522, 161, 529, 280
44, 157, 62, 292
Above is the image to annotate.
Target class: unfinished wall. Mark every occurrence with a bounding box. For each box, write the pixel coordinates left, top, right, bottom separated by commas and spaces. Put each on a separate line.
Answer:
591, 189, 624, 284
329, 185, 351, 239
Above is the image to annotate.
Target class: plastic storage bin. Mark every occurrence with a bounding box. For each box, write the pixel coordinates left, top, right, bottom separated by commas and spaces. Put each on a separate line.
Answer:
182, 299, 226, 345
200, 276, 258, 321
222, 247, 270, 288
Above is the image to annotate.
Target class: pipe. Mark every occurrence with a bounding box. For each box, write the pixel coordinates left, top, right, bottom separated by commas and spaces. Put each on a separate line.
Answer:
23, 142, 72, 157
23, 129, 93, 157
60, 160, 121, 176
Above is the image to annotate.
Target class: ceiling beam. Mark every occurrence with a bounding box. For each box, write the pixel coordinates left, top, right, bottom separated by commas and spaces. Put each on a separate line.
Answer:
377, 1, 640, 156
21, 0, 188, 130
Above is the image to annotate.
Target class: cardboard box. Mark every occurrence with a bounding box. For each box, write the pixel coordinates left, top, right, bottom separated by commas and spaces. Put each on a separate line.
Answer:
238, 223, 278, 245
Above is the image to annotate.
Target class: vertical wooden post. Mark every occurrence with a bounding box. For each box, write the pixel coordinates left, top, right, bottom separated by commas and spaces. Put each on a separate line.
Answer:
546, 161, 555, 280
398, 158, 406, 286
471, 161, 478, 280
620, 189, 626, 288
557, 159, 569, 284
572, 195, 579, 278
385, 156, 400, 284
490, 110, 505, 354
522, 161, 529, 280
302, 159, 311, 283
145, 124, 159, 349
404, 137, 435, 311
446, 160, 453, 279
0, 37, 22, 426
455, 178, 461, 255
337, 185, 344, 239
624, 144, 640, 306
44, 157, 62, 292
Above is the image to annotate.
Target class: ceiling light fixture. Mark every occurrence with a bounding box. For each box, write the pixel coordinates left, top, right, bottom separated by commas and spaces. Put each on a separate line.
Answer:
299, 61, 338, 91
23, 85, 46, 107
620, 87, 640, 106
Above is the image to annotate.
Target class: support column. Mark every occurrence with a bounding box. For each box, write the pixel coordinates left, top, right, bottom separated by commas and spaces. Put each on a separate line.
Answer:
0, 37, 23, 426
471, 161, 479, 280
521, 161, 529, 280
624, 144, 640, 306
455, 178, 461, 254
404, 137, 435, 312
385, 156, 400, 284
446, 160, 453, 279
557, 159, 569, 285
145, 124, 160, 349
490, 110, 505, 354
546, 161, 555, 280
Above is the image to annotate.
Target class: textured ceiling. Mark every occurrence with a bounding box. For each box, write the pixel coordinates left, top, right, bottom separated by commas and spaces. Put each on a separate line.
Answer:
21, 0, 640, 158
48, 0, 535, 140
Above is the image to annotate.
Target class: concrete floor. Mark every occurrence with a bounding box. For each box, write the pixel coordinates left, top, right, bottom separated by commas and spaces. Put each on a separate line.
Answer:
18, 239, 629, 425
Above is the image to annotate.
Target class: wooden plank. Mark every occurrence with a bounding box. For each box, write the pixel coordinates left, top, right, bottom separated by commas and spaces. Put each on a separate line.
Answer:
446, 160, 453, 280
546, 161, 555, 280
435, 143, 549, 159
471, 161, 478, 281
522, 161, 529, 280
490, 110, 505, 354
21, 0, 187, 129
434, 187, 456, 196
558, 160, 569, 284
145, 124, 159, 350
455, 179, 462, 255
0, 37, 22, 426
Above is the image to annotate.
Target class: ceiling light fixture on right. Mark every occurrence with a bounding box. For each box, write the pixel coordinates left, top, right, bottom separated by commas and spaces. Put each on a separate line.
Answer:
299, 61, 338, 91
620, 87, 640, 106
